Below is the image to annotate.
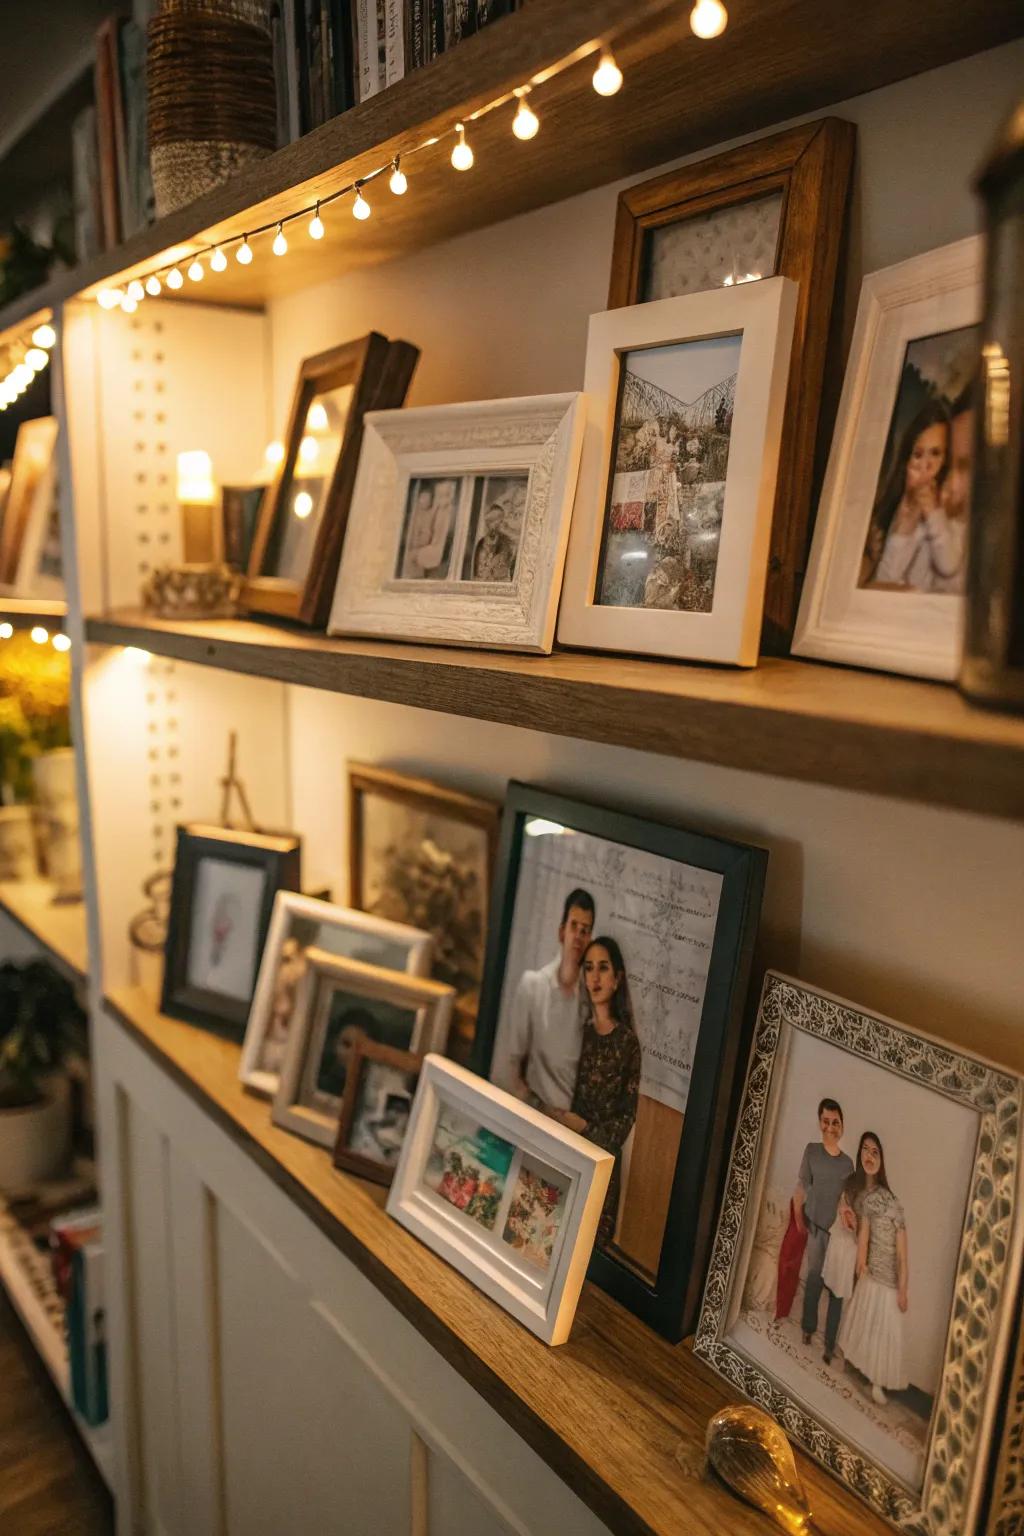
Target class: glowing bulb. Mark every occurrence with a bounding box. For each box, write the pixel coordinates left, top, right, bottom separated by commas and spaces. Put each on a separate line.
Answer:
512, 92, 539, 140
308, 206, 325, 239
166, 267, 184, 290
124, 646, 151, 666
352, 188, 371, 221
31, 323, 56, 349
145, 274, 162, 296
592, 50, 623, 95
120, 292, 138, 313
451, 123, 474, 171
265, 440, 285, 466
307, 402, 328, 431
177, 450, 216, 504
293, 490, 313, 519
26, 348, 48, 372
272, 224, 288, 256
389, 159, 408, 195
0, 623, 12, 638
187, 258, 204, 281
52, 633, 71, 652
299, 435, 319, 463
690, 0, 727, 37
236, 237, 253, 265
97, 288, 120, 309
31, 626, 48, 644
210, 247, 227, 272
127, 279, 145, 302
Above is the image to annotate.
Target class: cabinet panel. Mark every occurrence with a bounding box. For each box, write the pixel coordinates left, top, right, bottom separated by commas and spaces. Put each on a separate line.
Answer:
428, 1448, 516, 1536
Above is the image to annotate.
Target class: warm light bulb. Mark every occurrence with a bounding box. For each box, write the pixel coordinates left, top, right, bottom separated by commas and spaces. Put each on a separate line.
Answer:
127, 279, 145, 302
145, 274, 162, 296
177, 449, 216, 504
690, 0, 727, 37
592, 50, 623, 95
307, 402, 328, 431
124, 646, 151, 666
265, 440, 285, 466
293, 490, 313, 519
187, 258, 204, 281
308, 207, 325, 239
272, 224, 288, 256
451, 123, 474, 171
26, 348, 48, 372
52, 633, 71, 652
166, 267, 184, 290
31, 323, 56, 349
121, 292, 138, 313
236, 237, 253, 265
299, 435, 319, 463
97, 288, 121, 309
512, 92, 539, 140
352, 188, 371, 221
210, 247, 227, 272
0, 623, 12, 639
31, 626, 48, 644
389, 159, 407, 195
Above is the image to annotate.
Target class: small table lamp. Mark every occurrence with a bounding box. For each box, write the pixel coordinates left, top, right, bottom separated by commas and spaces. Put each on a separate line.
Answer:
177, 450, 221, 564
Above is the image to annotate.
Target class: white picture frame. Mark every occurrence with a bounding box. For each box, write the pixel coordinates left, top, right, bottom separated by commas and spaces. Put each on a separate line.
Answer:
13, 434, 62, 598
239, 890, 434, 1097
558, 278, 797, 666
387, 1055, 612, 1346
793, 237, 982, 680
272, 950, 454, 1149
327, 393, 585, 654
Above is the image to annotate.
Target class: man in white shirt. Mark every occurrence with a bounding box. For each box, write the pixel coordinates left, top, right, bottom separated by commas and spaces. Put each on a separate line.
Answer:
490, 888, 596, 1112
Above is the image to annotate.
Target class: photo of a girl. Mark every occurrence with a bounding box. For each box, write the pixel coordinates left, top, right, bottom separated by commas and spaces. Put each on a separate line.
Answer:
838, 1132, 909, 1406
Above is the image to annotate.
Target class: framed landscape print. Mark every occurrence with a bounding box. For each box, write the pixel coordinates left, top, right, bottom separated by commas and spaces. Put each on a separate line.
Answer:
333, 1039, 423, 1185
239, 889, 434, 1097
793, 237, 982, 680
387, 1055, 612, 1345
608, 119, 856, 652
327, 394, 585, 653
272, 949, 453, 1148
0, 416, 59, 586
243, 333, 419, 627
558, 279, 797, 665
161, 824, 301, 1036
694, 972, 1024, 1535
472, 782, 766, 1339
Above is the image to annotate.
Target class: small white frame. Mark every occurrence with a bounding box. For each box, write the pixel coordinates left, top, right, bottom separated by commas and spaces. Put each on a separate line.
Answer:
241, 891, 434, 1097
327, 393, 585, 653
387, 1056, 612, 1346
272, 950, 453, 1149
793, 237, 982, 681
558, 278, 797, 666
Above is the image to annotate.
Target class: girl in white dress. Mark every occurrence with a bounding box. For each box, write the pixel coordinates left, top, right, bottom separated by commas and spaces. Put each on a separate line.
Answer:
837, 1132, 909, 1406
821, 1191, 858, 1307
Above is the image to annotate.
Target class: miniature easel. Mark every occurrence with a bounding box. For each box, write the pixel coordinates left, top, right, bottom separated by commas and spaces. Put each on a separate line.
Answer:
218, 731, 258, 831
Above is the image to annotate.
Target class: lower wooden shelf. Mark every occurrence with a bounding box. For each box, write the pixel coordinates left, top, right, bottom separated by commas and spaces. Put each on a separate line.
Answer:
0, 879, 88, 983
105, 983, 889, 1536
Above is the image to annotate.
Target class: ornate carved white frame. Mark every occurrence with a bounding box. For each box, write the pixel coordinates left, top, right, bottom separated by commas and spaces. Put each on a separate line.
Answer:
328, 394, 584, 653
694, 971, 1024, 1536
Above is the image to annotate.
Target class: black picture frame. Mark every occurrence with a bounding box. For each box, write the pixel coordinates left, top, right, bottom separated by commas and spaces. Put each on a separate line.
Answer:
161, 823, 302, 1038
471, 782, 766, 1340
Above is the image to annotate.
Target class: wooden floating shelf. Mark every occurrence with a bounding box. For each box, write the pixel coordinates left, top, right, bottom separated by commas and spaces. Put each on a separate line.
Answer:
1, 0, 1021, 341
0, 595, 68, 623
85, 609, 1024, 822
104, 984, 889, 1536
0, 880, 88, 984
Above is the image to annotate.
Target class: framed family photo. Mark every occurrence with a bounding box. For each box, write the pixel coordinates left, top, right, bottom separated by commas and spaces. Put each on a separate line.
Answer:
333, 1039, 423, 1185
161, 824, 301, 1036
558, 279, 797, 665
694, 972, 1024, 1535
793, 237, 982, 680
327, 394, 585, 653
473, 782, 766, 1338
387, 1055, 612, 1345
239, 889, 434, 1098
271, 950, 453, 1148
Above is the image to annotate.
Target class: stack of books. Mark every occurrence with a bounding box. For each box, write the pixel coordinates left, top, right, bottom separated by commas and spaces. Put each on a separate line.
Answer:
72, 17, 154, 262
50, 1206, 108, 1427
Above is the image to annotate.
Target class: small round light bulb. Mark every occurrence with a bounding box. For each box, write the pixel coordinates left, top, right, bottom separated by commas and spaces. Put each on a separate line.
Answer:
210, 247, 228, 272
187, 258, 204, 282
451, 123, 474, 171
293, 490, 313, 519
592, 50, 623, 95
52, 633, 71, 652
26, 348, 48, 371
352, 188, 371, 221
236, 237, 253, 265
272, 224, 288, 256
31, 323, 56, 349
308, 205, 325, 239
31, 626, 48, 645
690, 0, 727, 38
166, 267, 184, 290
265, 440, 285, 466
121, 293, 138, 313
389, 159, 407, 195
0, 623, 12, 638
145, 274, 162, 296
512, 92, 539, 140
127, 279, 145, 302
97, 288, 121, 309
299, 434, 319, 463
307, 402, 328, 431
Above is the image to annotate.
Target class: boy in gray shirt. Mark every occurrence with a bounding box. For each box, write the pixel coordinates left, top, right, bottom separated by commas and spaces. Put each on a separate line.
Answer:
794, 1098, 854, 1362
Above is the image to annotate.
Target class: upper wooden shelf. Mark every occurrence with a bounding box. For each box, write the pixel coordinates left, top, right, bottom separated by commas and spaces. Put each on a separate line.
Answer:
1, 0, 1021, 337
0, 595, 68, 623
104, 983, 889, 1536
0, 879, 88, 983
85, 609, 1024, 823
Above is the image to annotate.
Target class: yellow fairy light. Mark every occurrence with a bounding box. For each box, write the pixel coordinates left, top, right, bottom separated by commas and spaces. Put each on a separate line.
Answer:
690, 0, 728, 37
299, 434, 319, 463
293, 490, 313, 519
389, 158, 408, 195
592, 50, 623, 95
272, 223, 288, 255
26, 348, 48, 371
236, 236, 253, 265
31, 626, 48, 644
265, 440, 286, 466
97, 288, 121, 309
52, 633, 71, 652
210, 247, 228, 272
307, 402, 328, 431
0, 623, 12, 638
145, 274, 162, 296
187, 258, 204, 281
352, 186, 371, 220
166, 267, 184, 290
451, 122, 474, 171
127, 279, 145, 302
308, 204, 325, 239
31, 323, 56, 349
121, 292, 138, 313
512, 89, 540, 140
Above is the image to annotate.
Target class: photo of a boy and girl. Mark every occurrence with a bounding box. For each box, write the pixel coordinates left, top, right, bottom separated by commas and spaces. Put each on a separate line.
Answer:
395, 472, 528, 584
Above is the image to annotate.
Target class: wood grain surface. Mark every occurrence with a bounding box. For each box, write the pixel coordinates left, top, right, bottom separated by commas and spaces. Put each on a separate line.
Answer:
0, 881, 89, 984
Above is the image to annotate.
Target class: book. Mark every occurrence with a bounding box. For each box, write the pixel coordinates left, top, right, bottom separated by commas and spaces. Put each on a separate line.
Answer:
93, 20, 122, 249
49, 1206, 102, 1303
68, 1239, 108, 1427
327, 0, 356, 117
384, 0, 405, 86
119, 20, 154, 238
70, 107, 102, 263
355, 0, 379, 102
282, 0, 302, 141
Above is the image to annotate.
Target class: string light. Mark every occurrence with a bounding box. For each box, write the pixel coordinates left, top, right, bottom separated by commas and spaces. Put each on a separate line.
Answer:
299, 434, 319, 463
166, 267, 184, 290
592, 50, 623, 95
127, 278, 145, 302
309, 203, 325, 239
30, 626, 48, 645
293, 490, 313, 518
236, 236, 253, 265
389, 158, 407, 196
26, 348, 48, 371
97, 288, 121, 309
31, 323, 56, 349
512, 89, 540, 140
265, 440, 285, 465
52, 633, 71, 652
451, 122, 474, 171
0, 623, 12, 639
145, 274, 162, 296
210, 246, 227, 272
187, 258, 204, 281
690, 0, 728, 38
120, 292, 138, 313
352, 185, 371, 220
307, 402, 328, 431
272, 223, 288, 255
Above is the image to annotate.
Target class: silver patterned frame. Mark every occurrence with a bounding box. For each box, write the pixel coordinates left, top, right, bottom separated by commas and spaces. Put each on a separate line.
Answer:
694, 971, 1024, 1535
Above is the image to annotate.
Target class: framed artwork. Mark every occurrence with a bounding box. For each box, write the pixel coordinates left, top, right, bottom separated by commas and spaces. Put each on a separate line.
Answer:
12, 439, 62, 597
608, 119, 856, 652
161, 824, 301, 1036
243, 333, 419, 627
793, 237, 982, 681
327, 393, 585, 653
0, 417, 59, 586
220, 484, 265, 572
387, 1055, 612, 1345
272, 949, 453, 1148
239, 889, 434, 1098
472, 782, 766, 1339
558, 279, 797, 665
694, 972, 1024, 1536
333, 1038, 423, 1185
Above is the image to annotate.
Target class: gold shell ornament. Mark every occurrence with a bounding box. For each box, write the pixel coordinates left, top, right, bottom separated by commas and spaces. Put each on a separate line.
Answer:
705, 1404, 814, 1533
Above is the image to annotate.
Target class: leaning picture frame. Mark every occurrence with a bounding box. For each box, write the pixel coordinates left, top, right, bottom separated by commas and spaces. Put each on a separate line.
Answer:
333, 1038, 424, 1186
387, 1055, 613, 1346
0, 416, 59, 586
327, 393, 585, 653
693, 971, 1024, 1536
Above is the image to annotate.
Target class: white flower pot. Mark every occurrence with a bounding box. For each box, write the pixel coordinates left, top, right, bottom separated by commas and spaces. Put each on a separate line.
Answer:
32, 747, 82, 902
0, 1073, 71, 1194
0, 805, 37, 880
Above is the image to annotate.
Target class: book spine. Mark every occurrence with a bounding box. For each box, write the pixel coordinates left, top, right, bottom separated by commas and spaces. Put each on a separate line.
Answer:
70, 107, 101, 263
356, 0, 378, 101
329, 0, 355, 114
406, 0, 424, 71
93, 23, 121, 249
282, 0, 302, 140
375, 0, 387, 94
384, 0, 404, 85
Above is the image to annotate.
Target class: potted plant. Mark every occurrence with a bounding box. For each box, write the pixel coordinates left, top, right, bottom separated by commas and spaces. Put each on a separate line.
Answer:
0, 960, 86, 1192
0, 630, 72, 885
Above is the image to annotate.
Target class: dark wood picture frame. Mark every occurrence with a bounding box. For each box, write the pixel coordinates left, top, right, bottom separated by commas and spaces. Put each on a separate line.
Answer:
333, 1038, 423, 1186
471, 782, 766, 1341
243, 332, 419, 627
161, 823, 302, 1038
607, 118, 856, 654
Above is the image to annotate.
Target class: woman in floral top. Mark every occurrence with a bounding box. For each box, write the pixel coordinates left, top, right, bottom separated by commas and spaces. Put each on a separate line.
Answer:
549, 936, 641, 1246
837, 1131, 909, 1405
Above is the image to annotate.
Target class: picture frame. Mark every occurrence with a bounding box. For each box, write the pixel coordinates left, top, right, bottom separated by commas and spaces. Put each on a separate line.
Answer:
243, 333, 419, 627
0, 417, 59, 587
272, 949, 454, 1149
161, 823, 302, 1037
239, 889, 434, 1098
13, 439, 63, 597
387, 1054, 613, 1345
327, 393, 585, 654
220, 483, 265, 572
793, 237, 983, 681
558, 279, 797, 666
333, 1038, 423, 1186
472, 781, 766, 1339
608, 119, 856, 653
693, 971, 1024, 1535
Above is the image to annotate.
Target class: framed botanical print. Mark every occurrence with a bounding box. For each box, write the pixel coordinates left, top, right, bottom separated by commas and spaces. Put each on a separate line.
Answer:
472, 782, 766, 1339
271, 948, 453, 1149
0, 417, 59, 586
327, 394, 585, 653
239, 889, 433, 1097
694, 972, 1024, 1536
608, 119, 856, 652
333, 1038, 423, 1185
387, 1055, 612, 1345
161, 824, 301, 1036
243, 333, 419, 627
793, 237, 982, 680
558, 279, 797, 665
